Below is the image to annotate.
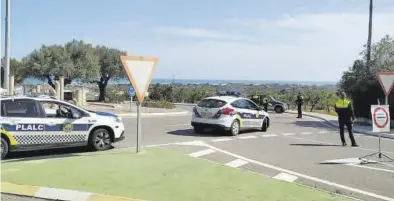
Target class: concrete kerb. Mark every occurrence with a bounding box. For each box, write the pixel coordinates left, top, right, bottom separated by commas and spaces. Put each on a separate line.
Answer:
87, 102, 116, 108
1, 182, 144, 201
285, 111, 394, 140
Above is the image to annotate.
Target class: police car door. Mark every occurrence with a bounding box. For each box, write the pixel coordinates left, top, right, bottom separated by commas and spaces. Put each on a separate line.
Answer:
243, 99, 263, 128
1, 99, 46, 146
231, 99, 255, 128
39, 101, 89, 146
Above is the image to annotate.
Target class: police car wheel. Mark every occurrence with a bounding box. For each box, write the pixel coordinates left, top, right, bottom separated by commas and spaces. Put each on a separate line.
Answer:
193, 126, 205, 134
1, 138, 9, 160
229, 120, 240, 136
261, 119, 268, 132
89, 129, 112, 151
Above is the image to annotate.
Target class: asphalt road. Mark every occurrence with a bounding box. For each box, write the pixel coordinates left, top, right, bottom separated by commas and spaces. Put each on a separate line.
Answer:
3, 107, 394, 201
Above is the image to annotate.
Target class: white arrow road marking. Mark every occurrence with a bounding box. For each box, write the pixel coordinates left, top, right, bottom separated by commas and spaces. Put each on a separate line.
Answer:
238, 135, 257, 139
273, 172, 298, 183
319, 131, 329, 134
224, 159, 249, 168
212, 138, 233, 142
301, 132, 313, 135
283, 133, 295, 136
188, 149, 216, 158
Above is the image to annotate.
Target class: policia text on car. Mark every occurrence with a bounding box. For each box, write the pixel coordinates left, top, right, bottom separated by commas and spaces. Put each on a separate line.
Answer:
334, 92, 358, 147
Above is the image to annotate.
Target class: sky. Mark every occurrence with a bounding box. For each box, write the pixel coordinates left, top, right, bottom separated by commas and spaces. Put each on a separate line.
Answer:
1, 0, 394, 82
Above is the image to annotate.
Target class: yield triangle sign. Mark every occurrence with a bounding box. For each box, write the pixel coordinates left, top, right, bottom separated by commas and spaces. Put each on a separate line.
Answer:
120, 56, 158, 104
377, 72, 394, 96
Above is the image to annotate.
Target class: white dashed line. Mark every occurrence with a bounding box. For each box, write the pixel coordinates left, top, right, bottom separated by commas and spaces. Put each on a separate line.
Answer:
261, 134, 278, 137
319, 131, 329, 134
273, 172, 298, 183
283, 133, 295, 136
301, 132, 313, 135
238, 135, 257, 139
224, 159, 249, 168
188, 149, 216, 158
212, 138, 233, 142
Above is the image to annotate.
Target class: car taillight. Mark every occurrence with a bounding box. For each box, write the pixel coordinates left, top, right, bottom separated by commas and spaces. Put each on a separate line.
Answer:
220, 107, 234, 115
193, 107, 202, 117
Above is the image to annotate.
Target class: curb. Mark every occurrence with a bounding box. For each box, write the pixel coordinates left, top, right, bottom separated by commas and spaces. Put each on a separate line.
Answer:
174, 103, 197, 106
87, 102, 116, 108
285, 111, 394, 140
1, 182, 144, 201
117, 111, 189, 117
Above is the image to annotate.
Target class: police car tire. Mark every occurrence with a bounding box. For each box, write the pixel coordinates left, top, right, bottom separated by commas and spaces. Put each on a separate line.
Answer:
229, 120, 240, 136
1, 138, 9, 160
89, 128, 112, 151
261, 119, 268, 132
193, 126, 205, 134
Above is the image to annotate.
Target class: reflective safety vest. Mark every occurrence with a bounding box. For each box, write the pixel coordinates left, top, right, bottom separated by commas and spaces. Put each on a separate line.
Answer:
252, 95, 258, 99
262, 97, 268, 104
335, 99, 350, 108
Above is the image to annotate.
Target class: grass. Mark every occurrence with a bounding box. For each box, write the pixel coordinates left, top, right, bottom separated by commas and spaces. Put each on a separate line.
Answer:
1, 148, 350, 201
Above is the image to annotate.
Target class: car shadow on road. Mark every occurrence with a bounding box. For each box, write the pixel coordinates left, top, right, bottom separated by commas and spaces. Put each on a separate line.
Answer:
290, 143, 342, 147
167, 129, 228, 137
291, 120, 338, 130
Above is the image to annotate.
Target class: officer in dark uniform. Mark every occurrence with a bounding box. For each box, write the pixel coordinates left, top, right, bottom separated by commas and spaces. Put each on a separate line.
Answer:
295, 93, 304, 118
262, 96, 269, 112
334, 92, 358, 147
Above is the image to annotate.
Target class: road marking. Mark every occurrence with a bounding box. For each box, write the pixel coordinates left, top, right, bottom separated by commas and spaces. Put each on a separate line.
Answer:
322, 158, 377, 165
283, 133, 295, 136
287, 136, 394, 155
301, 132, 313, 135
212, 138, 233, 142
35, 187, 92, 201
224, 159, 249, 168
347, 164, 394, 174
238, 135, 257, 139
273, 172, 298, 183
188, 149, 216, 158
202, 142, 394, 201
261, 134, 278, 137
319, 131, 329, 134
24, 159, 48, 164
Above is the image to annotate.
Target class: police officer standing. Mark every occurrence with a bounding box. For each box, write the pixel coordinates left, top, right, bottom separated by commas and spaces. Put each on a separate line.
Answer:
334, 92, 358, 147
252, 94, 259, 105
262, 96, 269, 112
295, 93, 304, 118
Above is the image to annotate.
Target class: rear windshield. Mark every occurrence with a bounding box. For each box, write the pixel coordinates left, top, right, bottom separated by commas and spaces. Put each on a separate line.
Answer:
197, 99, 227, 108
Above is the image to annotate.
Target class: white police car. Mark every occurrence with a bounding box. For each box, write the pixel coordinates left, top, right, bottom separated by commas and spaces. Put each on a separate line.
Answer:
191, 96, 270, 135
0, 96, 125, 159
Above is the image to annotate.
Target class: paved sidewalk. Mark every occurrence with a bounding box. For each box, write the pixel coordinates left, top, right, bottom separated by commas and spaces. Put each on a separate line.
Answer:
286, 110, 394, 139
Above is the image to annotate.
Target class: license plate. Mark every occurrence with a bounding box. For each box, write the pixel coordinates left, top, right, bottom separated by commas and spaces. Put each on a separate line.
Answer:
202, 113, 209, 118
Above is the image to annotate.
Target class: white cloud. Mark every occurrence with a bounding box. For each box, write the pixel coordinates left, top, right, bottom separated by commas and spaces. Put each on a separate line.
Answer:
151, 10, 394, 82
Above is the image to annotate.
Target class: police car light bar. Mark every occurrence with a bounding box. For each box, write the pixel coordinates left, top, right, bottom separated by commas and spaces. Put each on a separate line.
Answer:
216, 90, 242, 97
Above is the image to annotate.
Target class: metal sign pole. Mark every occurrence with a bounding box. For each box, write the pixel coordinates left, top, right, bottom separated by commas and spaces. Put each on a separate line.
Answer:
130, 96, 133, 112
136, 102, 142, 153
385, 95, 388, 105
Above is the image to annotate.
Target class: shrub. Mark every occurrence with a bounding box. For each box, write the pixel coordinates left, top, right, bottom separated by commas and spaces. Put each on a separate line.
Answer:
142, 100, 175, 109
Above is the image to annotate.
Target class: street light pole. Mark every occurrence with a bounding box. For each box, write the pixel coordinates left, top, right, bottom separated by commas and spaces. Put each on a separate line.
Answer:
366, 0, 373, 70
4, 0, 11, 95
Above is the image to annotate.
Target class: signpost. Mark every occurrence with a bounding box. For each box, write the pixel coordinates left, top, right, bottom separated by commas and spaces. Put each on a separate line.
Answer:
120, 56, 158, 153
128, 87, 135, 111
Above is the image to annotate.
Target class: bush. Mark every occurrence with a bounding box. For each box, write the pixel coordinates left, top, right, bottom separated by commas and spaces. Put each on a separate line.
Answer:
105, 86, 128, 103
142, 100, 175, 109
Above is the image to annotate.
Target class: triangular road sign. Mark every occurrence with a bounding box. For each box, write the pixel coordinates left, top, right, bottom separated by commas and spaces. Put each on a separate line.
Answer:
120, 56, 158, 104
377, 72, 394, 96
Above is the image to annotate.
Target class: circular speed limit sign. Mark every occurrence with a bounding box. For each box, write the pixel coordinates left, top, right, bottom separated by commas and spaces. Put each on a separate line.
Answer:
373, 107, 389, 128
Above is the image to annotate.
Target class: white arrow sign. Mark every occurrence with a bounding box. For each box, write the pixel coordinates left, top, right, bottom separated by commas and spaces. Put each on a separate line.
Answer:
120, 56, 158, 104
377, 72, 394, 96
